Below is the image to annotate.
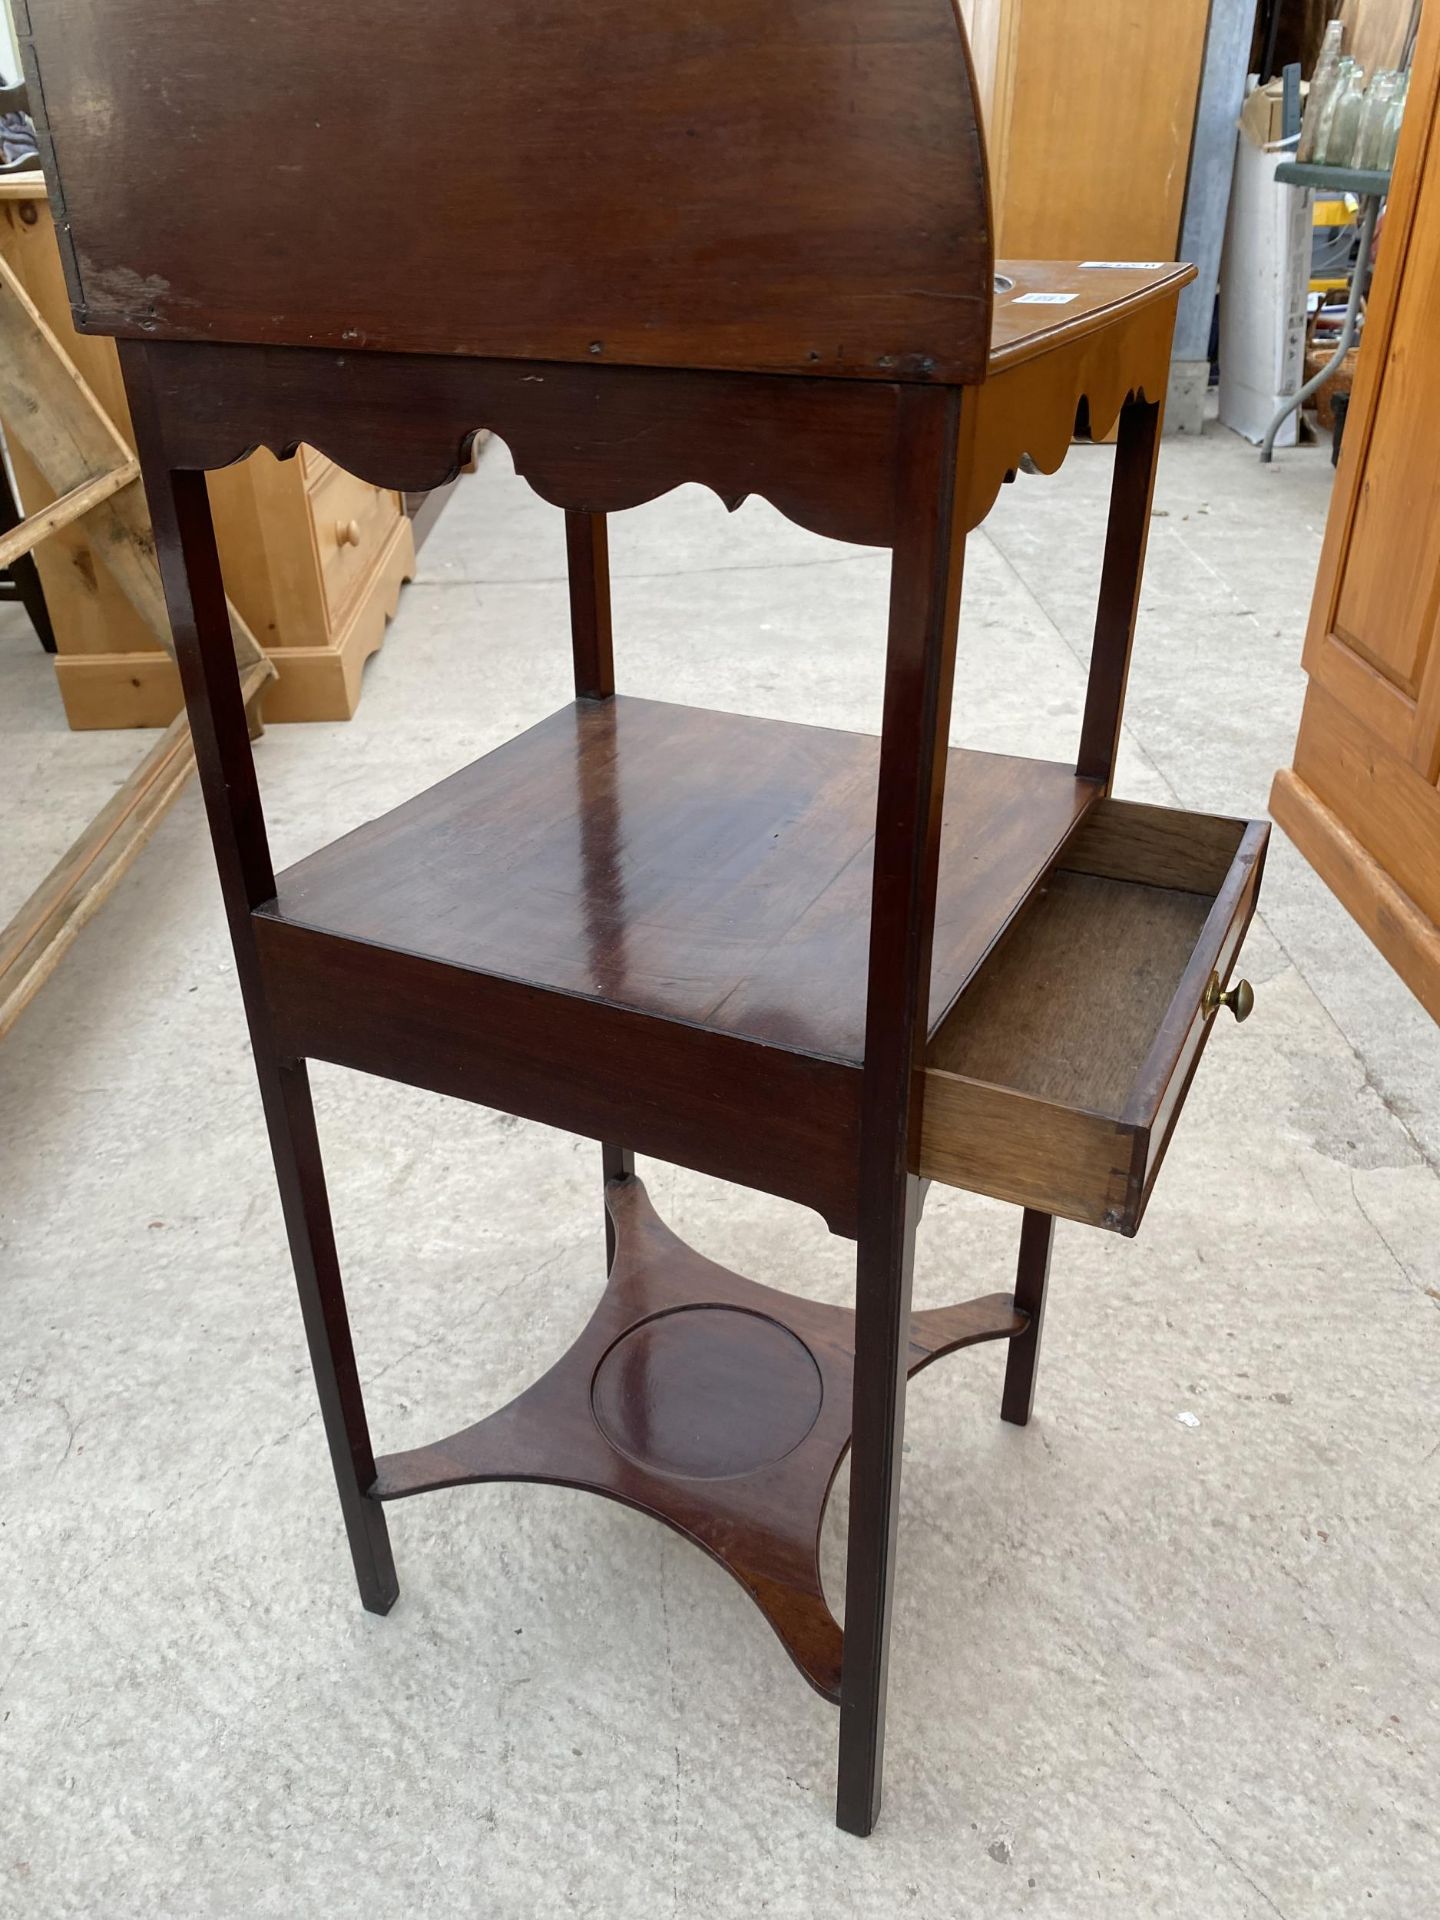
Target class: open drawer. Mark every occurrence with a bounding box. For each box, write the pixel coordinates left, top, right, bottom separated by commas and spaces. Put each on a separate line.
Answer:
919, 798, 1269, 1235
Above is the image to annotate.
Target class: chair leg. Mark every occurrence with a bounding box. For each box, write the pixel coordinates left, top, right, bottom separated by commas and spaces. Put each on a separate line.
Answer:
1001, 1209, 1053, 1427
836, 1177, 922, 1837
261, 1055, 399, 1614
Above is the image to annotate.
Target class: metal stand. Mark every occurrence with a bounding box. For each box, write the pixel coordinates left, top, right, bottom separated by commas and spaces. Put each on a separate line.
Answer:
1261, 163, 1388, 464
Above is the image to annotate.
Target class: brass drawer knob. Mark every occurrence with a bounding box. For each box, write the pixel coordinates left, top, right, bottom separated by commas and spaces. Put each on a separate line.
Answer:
1203, 972, 1254, 1022
336, 517, 362, 547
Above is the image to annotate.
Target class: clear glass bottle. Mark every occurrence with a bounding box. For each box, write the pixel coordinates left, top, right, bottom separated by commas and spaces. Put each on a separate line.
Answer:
1298, 20, 1346, 162
1356, 71, 1398, 170
1379, 71, 1410, 171
1322, 61, 1366, 167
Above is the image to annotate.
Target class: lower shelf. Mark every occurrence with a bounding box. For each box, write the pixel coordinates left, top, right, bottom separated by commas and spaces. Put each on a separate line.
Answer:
372, 1174, 1026, 1700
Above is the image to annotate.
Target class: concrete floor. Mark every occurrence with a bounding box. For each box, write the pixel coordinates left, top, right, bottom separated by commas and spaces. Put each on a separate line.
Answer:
2, 421, 1438, 1919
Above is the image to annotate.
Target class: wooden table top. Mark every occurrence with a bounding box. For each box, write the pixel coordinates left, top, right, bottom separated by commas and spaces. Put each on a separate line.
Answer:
989, 260, 1194, 372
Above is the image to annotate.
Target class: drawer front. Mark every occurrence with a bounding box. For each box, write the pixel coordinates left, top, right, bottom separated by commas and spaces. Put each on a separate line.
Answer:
1130, 820, 1269, 1219
920, 801, 1269, 1235
312, 463, 402, 623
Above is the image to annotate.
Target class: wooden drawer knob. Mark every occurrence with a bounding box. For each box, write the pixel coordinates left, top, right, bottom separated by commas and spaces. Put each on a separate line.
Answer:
336, 518, 363, 547
1203, 972, 1254, 1022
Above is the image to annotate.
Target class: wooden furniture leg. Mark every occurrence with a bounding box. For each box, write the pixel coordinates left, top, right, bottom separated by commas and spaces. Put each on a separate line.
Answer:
1001, 1208, 1054, 1426
566, 508, 615, 699
1076, 395, 1163, 789
566, 507, 635, 1260
837, 389, 966, 1838
132, 426, 398, 1614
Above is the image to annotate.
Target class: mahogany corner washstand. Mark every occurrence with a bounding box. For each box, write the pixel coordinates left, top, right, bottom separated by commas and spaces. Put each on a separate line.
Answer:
20, 0, 1268, 1834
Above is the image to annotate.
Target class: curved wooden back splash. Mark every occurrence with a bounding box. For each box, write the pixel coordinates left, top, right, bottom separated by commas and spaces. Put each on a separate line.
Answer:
17, 0, 994, 382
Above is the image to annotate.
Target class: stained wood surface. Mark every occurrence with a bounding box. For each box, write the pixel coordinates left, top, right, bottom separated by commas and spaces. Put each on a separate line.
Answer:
373, 1174, 1026, 1703
19, 0, 992, 383
988, 263, 1192, 373
963, 273, 1186, 530
1272, 0, 1440, 1020
266, 695, 1097, 1063
124, 344, 904, 549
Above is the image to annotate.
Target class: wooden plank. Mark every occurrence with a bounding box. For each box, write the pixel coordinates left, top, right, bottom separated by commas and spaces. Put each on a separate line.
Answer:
0, 456, 138, 568
1063, 797, 1245, 893
1291, 682, 1440, 930
0, 250, 133, 488
1339, 0, 1421, 76
964, 0, 1210, 261
0, 660, 270, 1037
918, 1070, 1138, 1231
1271, 767, 1440, 1024
0, 250, 272, 681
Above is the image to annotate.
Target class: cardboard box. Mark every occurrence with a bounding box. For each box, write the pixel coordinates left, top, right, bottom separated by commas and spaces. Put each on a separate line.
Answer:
1240, 77, 1308, 149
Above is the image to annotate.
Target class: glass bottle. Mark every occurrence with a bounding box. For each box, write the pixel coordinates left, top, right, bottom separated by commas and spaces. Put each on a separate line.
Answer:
1379, 71, 1410, 171
1309, 55, 1352, 164
1298, 21, 1346, 162
1356, 72, 1398, 170
1323, 61, 1366, 167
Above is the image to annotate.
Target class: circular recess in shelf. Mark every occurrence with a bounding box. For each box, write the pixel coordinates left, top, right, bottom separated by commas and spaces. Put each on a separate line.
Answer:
591, 1305, 822, 1480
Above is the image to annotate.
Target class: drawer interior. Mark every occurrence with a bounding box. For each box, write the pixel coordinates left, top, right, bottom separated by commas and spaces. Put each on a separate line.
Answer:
920, 798, 1266, 1234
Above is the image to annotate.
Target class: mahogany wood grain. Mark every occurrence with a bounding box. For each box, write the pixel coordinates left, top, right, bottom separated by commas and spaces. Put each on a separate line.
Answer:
125, 357, 399, 1613
1077, 397, 1163, 787
838, 387, 965, 1835
373, 1174, 1027, 1704
566, 511, 615, 701
1001, 1209, 1053, 1427
262, 698, 1097, 1065
250, 702, 1094, 1235
118, 344, 904, 549
18, 0, 993, 383
18, 0, 1232, 1827
564, 509, 631, 1240
254, 907, 866, 1234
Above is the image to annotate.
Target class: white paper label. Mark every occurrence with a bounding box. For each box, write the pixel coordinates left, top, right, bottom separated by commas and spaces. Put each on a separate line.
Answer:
1012, 292, 1078, 305
1079, 260, 1167, 269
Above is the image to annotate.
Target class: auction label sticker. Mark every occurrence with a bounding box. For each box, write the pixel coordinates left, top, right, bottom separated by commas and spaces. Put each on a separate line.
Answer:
1012, 292, 1078, 305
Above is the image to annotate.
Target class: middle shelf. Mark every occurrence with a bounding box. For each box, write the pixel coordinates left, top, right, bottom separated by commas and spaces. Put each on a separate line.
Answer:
250, 694, 1264, 1237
